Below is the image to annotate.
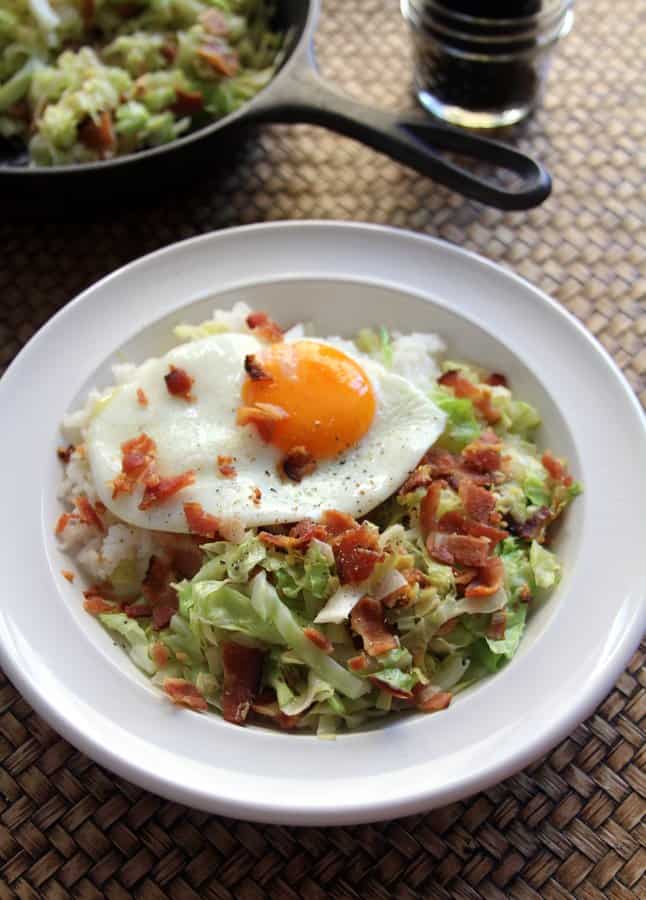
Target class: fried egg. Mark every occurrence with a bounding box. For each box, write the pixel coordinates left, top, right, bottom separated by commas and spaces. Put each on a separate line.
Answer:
86, 332, 446, 531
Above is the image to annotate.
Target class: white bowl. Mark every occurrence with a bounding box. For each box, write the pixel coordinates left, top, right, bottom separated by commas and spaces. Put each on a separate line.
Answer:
0, 222, 644, 826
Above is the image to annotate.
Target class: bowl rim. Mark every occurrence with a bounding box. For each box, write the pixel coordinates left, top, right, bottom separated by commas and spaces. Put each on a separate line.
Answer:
0, 221, 644, 826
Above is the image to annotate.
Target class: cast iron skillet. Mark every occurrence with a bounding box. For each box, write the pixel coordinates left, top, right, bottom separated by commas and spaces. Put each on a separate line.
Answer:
0, 0, 552, 211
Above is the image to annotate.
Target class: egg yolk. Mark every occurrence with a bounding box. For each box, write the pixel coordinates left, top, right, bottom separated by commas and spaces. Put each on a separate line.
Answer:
240, 341, 376, 460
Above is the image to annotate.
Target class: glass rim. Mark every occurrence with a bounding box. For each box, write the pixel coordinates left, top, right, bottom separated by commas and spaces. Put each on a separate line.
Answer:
407, 8, 571, 47
404, 0, 573, 30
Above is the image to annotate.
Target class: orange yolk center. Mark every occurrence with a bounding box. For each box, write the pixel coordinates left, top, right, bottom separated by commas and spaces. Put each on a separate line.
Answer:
241, 341, 376, 460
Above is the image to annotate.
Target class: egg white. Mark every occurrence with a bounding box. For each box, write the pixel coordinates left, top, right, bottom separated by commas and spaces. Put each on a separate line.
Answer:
86, 332, 446, 531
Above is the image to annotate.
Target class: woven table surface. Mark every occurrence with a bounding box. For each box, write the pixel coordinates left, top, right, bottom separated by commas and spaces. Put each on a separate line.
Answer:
1, 0, 645, 897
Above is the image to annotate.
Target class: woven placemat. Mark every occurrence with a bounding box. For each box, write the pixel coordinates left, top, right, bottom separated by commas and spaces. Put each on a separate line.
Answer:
1, 0, 644, 897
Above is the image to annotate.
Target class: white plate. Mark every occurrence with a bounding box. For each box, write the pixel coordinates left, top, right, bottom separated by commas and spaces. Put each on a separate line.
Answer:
0, 222, 644, 826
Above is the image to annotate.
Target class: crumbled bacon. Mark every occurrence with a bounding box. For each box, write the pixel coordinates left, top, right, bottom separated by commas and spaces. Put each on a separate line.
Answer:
542, 450, 573, 486
281, 445, 316, 482
124, 603, 152, 619
250, 486, 262, 506
141, 555, 178, 630
198, 42, 239, 76
423, 447, 491, 488
151, 642, 170, 668
61, 569, 75, 583
438, 369, 500, 424
136, 387, 148, 407
452, 567, 478, 587
246, 311, 283, 343
333, 525, 383, 584
183, 501, 221, 538
57, 445, 75, 464
75, 496, 106, 533
518, 584, 533, 604
163, 678, 208, 712
112, 433, 157, 498
83, 591, 116, 615
171, 87, 203, 116
464, 556, 505, 599
438, 511, 508, 546
487, 609, 507, 639
486, 373, 508, 387
236, 402, 288, 441
509, 506, 552, 543
462, 440, 501, 474
164, 365, 194, 401
348, 653, 369, 671
259, 518, 327, 550
413, 685, 452, 712
458, 479, 497, 523
244, 353, 273, 382
55, 513, 72, 535
429, 533, 490, 568
303, 627, 333, 654
436, 617, 458, 636
419, 480, 444, 539
399, 464, 432, 495
200, 8, 229, 34
139, 470, 195, 510
350, 595, 397, 657
78, 111, 115, 158
369, 676, 413, 701
321, 509, 358, 535
221, 642, 264, 725
217, 455, 237, 478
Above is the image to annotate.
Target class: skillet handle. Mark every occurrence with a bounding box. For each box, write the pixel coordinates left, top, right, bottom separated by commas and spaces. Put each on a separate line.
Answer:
248, 62, 551, 211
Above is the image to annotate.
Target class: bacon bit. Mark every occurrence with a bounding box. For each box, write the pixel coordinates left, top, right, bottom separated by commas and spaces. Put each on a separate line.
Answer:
333, 525, 384, 584
217, 455, 237, 478
303, 627, 333, 654
113, 433, 157, 498
95, 500, 107, 514
462, 441, 501, 474
350, 595, 397, 657
419, 480, 444, 539
236, 402, 288, 441
164, 678, 208, 712
486, 373, 508, 387
75, 496, 106, 533
151, 642, 170, 668
542, 450, 573, 486
171, 87, 203, 116
465, 556, 505, 599
259, 519, 327, 550
139, 470, 195, 510
83, 593, 116, 615
436, 617, 458, 636
488, 609, 507, 640
399, 464, 432, 495
277, 712, 302, 730
348, 653, 370, 671
453, 567, 478, 587
141, 555, 178, 630
124, 603, 152, 619
438, 369, 500, 424
258, 531, 300, 550
510, 506, 552, 543
423, 447, 491, 488
164, 365, 194, 402
57, 445, 75, 464
78, 111, 115, 158
458, 479, 496, 523
321, 509, 358, 535
518, 584, 533, 604
246, 311, 283, 343
281, 446, 316, 482
61, 570, 75, 583
250, 486, 262, 506
438, 511, 508, 546
198, 42, 239, 77
369, 676, 413, 701
183, 501, 221, 538
429, 533, 490, 568
381, 583, 412, 609
136, 388, 148, 407
244, 353, 273, 383
221, 642, 264, 725
414, 685, 452, 712
200, 8, 229, 34
171, 540, 204, 579
55, 513, 72, 535
161, 42, 177, 63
